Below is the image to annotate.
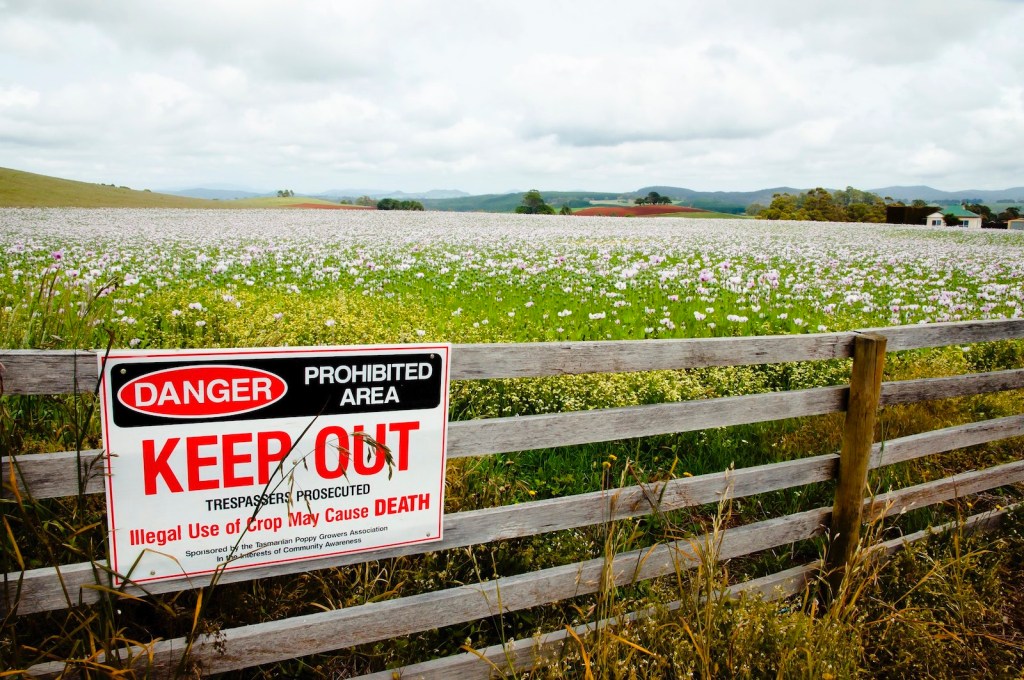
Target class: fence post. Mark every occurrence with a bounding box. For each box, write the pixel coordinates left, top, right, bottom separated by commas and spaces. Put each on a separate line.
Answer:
826, 332, 887, 596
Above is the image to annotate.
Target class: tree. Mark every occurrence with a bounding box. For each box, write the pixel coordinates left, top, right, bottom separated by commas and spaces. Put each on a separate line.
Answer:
997, 206, 1021, 220
559, 204, 573, 215
515, 190, 555, 214
800, 188, 846, 221
276, 189, 294, 198
846, 201, 885, 223
755, 187, 886, 222
759, 193, 800, 220
377, 198, 424, 211
943, 213, 961, 227
355, 195, 376, 207
642, 191, 672, 205
966, 203, 993, 221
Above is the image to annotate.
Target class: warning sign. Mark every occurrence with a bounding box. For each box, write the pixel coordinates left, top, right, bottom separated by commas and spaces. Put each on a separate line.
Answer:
97, 344, 451, 585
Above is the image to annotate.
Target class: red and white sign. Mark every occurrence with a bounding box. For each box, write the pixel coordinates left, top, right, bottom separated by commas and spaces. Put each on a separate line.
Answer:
116, 364, 289, 418
98, 344, 450, 585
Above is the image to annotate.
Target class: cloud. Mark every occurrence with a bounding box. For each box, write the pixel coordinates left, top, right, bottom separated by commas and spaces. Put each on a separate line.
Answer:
0, 0, 1022, 192
0, 84, 40, 110
512, 46, 805, 147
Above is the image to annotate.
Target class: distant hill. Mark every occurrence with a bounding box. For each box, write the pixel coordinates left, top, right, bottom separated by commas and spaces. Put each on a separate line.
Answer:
383, 189, 470, 200
0, 167, 227, 208
419, 187, 806, 214
6, 167, 1022, 213
421, 191, 624, 212
0, 168, 341, 209
164, 188, 268, 200
634, 186, 804, 214
870, 185, 1024, 204
318, 189, 471, 200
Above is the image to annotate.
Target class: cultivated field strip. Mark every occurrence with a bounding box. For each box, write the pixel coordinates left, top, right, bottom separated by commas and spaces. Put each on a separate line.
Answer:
2, 318, 1023, 395
6, 411, 1024, 616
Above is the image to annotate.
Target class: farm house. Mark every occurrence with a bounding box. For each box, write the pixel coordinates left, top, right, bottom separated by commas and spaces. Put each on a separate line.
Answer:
926, 205, 983, 228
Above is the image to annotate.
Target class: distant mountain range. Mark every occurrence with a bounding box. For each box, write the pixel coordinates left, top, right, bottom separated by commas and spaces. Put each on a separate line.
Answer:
160, 184, 1024, 206
318, 189, 471, 200
868, 185, 1024, 203
7, 166, 1024, 211
164, 187, 472, 201
163, 188, 267, 200
416, 187, 810, 214
161, 184, 1024, 214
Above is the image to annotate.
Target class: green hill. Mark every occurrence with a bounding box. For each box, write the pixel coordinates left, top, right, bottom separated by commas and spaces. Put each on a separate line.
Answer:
0, 168, 354, 209
0, 167, 234, 208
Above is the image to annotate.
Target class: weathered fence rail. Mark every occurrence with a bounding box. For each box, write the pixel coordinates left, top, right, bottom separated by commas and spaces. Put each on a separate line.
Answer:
2, 318, 1024, 677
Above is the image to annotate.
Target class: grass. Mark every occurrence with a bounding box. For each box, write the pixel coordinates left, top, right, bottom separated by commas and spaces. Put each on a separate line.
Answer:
0, 167, 227, 208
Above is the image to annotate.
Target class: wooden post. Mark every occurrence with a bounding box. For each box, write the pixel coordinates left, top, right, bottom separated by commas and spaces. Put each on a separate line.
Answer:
826, 332, 886, 596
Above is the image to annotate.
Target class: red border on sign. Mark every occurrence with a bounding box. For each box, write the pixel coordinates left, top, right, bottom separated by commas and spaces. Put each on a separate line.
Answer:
100, 344, 451, 585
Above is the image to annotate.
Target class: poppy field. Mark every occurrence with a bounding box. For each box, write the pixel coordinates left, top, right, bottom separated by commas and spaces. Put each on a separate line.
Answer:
3, 208, 1024, 677
2, 209, 1022, 355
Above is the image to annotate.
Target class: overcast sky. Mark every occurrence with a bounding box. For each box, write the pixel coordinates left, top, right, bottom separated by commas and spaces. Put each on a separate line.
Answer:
1, 0, 1022, 194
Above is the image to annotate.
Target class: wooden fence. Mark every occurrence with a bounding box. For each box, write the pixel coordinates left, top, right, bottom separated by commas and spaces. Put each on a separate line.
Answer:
3, 318, 1024, 677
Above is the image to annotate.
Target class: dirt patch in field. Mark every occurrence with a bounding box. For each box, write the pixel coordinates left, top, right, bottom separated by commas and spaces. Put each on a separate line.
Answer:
285, 203, 376, 210
575, 205, 709, 217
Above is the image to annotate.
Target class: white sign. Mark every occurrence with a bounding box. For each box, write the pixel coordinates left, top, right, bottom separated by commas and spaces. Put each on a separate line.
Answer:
98, 344, 450, 585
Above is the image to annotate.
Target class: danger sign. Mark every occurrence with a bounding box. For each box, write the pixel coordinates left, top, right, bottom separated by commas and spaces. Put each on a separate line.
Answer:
98, 344, 451, 585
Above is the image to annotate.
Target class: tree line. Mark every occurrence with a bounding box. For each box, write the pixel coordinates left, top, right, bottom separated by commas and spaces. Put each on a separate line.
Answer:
338, 196, 424, 210
515, 189, 572, 215
375, 198, 424, 211
634, 191, 672, 205
957, 203, 1020, 223
748, 187, 889, 222
749, 187, 1021, 225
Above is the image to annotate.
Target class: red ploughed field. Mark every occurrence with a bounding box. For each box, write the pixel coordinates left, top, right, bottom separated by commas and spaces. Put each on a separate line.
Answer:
574, 205, 709, 217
